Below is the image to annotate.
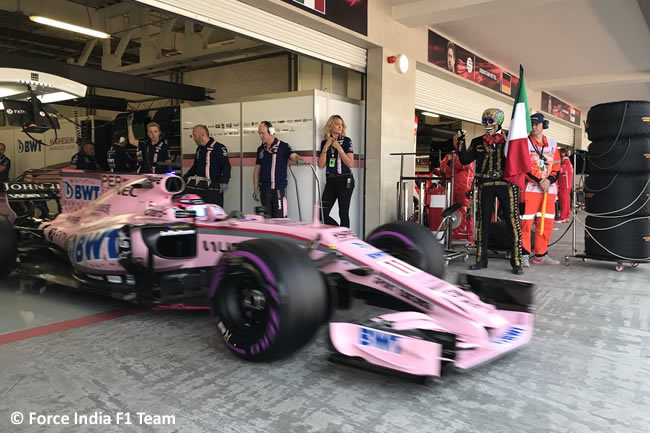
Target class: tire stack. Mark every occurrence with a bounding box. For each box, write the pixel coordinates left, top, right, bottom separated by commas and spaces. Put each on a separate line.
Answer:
584, 100, 650, 262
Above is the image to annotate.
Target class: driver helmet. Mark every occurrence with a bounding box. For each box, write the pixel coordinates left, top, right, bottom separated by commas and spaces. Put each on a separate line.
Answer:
173, 194, 204, 209
172, 194, 208, 219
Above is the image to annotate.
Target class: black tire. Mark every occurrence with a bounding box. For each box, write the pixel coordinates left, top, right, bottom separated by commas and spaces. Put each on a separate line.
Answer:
584, 216, 650, 261
366, 221, 445, 279
587, 137, 650, 174
0, 216, 18, 279
210, 238, 327, 361
585, 174, 650, 217
586, 100, 650, 141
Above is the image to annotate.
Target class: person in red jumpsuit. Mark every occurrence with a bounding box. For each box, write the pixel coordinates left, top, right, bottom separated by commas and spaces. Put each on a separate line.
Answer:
557, 148, 573, 222
440, 132, 474, 242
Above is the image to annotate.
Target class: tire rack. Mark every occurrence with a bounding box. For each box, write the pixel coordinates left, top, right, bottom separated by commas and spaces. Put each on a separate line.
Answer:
391, 152, 469, 266
564, 110, 650, 271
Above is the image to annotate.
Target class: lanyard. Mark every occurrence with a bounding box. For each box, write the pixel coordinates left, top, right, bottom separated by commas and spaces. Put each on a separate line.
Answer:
264, 138, 278, 154
529, 136, 547, 161
151, 141, 163, 162
327, 137, 344, 158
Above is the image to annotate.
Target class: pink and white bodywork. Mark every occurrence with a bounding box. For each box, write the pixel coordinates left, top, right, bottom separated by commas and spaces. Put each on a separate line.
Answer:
30, 170, 533, 378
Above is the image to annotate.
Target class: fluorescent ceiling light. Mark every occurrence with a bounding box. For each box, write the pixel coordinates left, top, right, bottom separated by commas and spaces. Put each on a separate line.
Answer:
422, 112, 439, 118
37, 91, 77, 104
29, 16, 110, 39
0, 87, 20, 98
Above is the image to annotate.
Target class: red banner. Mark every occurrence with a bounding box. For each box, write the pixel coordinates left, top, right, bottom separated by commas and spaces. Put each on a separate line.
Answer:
427, 30, 518, 97
541, 92, 581, 125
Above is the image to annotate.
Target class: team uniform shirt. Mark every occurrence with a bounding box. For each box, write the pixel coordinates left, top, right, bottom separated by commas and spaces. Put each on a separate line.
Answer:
524, 135, 561, 194
0, 155, 10, 182
185, 138, 231, 183
318, 136, 353, 175
71, 152, 97, 170
107, 145, 136, 173
256, 138, 294, 190
137, 139, 170, 174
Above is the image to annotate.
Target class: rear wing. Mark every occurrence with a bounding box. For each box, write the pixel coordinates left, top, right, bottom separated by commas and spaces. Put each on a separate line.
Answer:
0, 181, 60, 201
0, 182, 60, 225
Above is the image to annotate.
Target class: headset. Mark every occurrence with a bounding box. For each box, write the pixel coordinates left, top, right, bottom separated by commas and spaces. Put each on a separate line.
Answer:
262, 121, 275, 136
543, 119, 549, 129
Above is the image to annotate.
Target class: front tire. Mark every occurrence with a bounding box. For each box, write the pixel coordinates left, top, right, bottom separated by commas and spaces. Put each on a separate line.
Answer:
0, 216, 18, 279
366, 221, 446, 279
210, 238, 327, 361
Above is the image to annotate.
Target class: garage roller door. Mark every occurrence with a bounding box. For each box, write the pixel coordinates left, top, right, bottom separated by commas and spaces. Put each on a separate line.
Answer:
134, 0, 367, 73
545, 119, 575, 146
416, 67, 577, 146
416, 68, 513, 128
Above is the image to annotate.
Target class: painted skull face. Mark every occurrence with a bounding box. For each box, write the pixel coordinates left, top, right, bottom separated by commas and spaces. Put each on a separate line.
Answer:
481, 108, 505, 135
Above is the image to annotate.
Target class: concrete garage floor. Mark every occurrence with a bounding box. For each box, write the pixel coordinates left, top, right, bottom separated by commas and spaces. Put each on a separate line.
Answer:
0, 224, 649, 433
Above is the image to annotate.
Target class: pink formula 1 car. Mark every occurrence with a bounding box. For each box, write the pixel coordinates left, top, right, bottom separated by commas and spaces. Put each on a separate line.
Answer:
0, 170, 534, 382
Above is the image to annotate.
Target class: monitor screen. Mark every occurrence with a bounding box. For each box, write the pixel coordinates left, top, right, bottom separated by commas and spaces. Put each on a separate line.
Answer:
2, 98, 60, 131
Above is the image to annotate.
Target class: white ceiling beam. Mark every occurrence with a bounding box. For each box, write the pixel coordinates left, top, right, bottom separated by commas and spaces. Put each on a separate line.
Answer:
99, 2, 144, 22
108, 38, 265, 75
153, 18, 177, 54
75, 39, 97, 67
114, 30, 133, 62
529, 72, 650, 90
393, 0, 562, 27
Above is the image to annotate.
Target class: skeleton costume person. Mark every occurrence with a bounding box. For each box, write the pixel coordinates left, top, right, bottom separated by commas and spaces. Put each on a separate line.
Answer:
458, 108, 524, 275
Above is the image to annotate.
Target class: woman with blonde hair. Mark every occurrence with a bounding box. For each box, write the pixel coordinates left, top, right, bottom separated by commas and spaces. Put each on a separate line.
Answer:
317, 115, 355, 227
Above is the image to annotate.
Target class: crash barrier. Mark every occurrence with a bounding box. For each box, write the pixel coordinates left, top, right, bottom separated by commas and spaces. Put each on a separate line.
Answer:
567, 100, 650, 270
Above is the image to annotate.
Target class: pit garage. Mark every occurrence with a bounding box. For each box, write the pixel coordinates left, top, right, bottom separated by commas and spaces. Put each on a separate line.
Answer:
1, 1, 649, 432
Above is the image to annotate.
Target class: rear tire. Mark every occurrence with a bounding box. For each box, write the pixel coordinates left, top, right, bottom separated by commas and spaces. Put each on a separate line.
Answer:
210, 238, 327, 361
366, 221, 446, 279
0, 216, 18, 279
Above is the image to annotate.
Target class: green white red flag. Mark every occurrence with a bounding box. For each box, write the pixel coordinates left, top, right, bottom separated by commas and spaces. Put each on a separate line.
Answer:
293, 0, 326, 14
504, 65, 532, 189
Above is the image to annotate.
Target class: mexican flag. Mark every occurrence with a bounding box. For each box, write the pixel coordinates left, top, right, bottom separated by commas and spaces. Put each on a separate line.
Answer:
294, 0, 326, 14
504, 65, 532, 189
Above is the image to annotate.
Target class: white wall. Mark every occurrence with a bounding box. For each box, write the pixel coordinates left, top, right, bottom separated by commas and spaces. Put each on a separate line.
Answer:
0, 121, 79, 180
181, 90, 365, 234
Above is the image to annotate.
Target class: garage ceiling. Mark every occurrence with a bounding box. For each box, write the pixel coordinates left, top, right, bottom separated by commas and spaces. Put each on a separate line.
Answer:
389, 0, 650, 112
0, 0, 282, 76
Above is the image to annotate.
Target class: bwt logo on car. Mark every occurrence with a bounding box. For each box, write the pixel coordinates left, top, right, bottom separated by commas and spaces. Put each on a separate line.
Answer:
17, 139, 43, 153
75, 229, 120, 262
64, 181, 100, 201
490, 326, 525, 345
360, 328, 401, 354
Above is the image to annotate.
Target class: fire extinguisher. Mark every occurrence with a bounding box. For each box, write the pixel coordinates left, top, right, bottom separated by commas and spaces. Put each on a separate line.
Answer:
428, 182, 447, 233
